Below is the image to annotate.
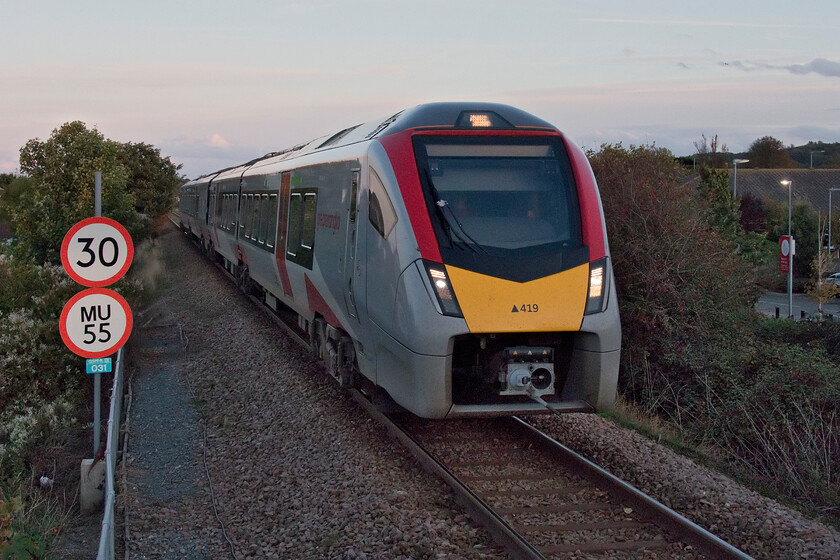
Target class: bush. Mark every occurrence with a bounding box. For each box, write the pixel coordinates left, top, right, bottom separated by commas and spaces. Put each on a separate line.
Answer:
714, 322, 840, 511
588, 145, 758, 414
0, 257, 80, 414
590, 144, 840, 521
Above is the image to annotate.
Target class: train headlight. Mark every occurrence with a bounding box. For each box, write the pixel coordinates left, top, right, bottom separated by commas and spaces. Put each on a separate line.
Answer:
585, 258, 610, 315
424, 261, 463, 317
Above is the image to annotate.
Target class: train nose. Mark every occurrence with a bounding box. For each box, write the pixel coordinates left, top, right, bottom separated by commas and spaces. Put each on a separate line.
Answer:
444, 263, 589, 333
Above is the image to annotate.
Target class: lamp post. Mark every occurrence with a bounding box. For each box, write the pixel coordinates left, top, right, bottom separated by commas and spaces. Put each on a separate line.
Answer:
830, 188, 840, 256
811, 150, 825, 169
781, 180, 793, 318
732, 159, 749, 198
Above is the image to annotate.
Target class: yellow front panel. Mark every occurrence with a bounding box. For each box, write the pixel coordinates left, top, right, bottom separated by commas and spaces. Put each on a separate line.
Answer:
447, 264, 588, 333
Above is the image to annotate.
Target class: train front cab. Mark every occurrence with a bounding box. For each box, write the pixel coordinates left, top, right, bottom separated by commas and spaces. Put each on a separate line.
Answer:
371, 113, 620, 419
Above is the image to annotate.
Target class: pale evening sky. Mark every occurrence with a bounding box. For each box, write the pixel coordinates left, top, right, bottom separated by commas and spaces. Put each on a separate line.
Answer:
2, 0, 839, 179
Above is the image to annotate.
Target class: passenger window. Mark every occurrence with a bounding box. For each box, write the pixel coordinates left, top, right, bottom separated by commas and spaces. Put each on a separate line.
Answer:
252, 194, 261, 241
349, 172, 358, 224
286, 189, 316, 269
242, 195, 251, 238
302, 193, 317, 249
287, 193, 303, 257
266, 194, 278, 248
368, 169, 397, 238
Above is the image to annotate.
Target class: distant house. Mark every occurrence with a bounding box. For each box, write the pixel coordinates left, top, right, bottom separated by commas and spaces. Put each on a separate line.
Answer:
726, 169, 840, 213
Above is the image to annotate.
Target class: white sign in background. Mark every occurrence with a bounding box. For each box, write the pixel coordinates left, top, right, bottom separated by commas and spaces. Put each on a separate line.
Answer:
59, 288, 133, 359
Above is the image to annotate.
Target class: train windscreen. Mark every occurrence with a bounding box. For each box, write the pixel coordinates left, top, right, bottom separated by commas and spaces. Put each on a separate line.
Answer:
414, 136, 582, 253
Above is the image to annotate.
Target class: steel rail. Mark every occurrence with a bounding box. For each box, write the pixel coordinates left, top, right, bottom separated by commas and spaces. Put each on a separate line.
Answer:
510, 416, 753, 559
348, 389, 544, 560
171, 214, 751, 559
350, 388, 753, 559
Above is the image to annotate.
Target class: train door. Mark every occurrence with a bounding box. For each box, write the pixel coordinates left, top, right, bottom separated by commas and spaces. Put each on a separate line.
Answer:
206, 183, 215, 227
343, 170, 361, 320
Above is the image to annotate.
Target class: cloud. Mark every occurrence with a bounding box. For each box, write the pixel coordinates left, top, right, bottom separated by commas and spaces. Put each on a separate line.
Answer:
787, 58, 840, 78
158, 134, 260, 179
723, 58, 840, 78
209, 133, 230, 149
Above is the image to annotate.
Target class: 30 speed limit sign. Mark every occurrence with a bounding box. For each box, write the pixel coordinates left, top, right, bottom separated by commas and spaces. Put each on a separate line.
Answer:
59, 288, 133, 358
61, 217, 134, 287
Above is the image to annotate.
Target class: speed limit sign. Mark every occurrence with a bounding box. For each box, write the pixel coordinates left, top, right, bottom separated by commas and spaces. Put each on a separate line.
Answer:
59, 288, 133, 358
61, 217, 134, 287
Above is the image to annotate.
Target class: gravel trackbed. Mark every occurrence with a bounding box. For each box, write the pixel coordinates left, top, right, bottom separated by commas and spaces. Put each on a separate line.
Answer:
121, 227, 840, 559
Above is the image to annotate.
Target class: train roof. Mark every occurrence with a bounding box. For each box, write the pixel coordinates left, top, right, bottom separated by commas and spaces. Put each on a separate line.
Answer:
381, 102, 557, 135
189, 102, 559, 181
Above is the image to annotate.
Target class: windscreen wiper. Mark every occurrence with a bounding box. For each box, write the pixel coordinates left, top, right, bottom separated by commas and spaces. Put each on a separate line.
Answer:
423, 169, 485, 254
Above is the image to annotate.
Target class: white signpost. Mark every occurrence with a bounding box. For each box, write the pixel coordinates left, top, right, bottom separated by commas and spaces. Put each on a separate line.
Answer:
59, 173, 134, 461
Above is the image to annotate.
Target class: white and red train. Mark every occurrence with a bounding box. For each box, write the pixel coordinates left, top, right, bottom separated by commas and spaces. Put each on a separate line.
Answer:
179, 102, 620, 418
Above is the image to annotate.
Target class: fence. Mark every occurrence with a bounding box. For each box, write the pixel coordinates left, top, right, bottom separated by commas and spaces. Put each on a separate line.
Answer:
96, 347, 125, 560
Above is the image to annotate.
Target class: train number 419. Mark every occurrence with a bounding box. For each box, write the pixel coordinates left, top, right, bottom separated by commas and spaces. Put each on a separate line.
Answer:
512, 304, 539, 313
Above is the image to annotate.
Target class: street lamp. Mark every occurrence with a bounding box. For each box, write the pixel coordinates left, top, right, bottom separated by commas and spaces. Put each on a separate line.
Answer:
811, 150, 825, 169
732, 159, 749, 198
781, 180, 793, 318
830, 188, 840, 255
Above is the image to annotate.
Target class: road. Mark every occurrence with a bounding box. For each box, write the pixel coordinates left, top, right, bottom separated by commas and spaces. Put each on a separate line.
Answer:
756, 292, 840, 320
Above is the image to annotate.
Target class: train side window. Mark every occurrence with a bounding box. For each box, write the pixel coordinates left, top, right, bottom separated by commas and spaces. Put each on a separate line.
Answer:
242, 195, 251, 238
252, 194, 261, 241
287, 193, 303, 257
219, 195, 225, 230
301, 193, 317, 249
369, 169, 396, 238
224, 194, 230, 231
241, 195, 248, 238
287, 189, 316, 269
266, 194, 278, 249
349, 172, 358, 224
227, 194, 233, 232
259, 194, 270, 245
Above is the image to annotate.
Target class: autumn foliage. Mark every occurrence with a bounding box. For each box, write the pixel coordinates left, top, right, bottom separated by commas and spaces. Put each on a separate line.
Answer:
589, 144, 839, 519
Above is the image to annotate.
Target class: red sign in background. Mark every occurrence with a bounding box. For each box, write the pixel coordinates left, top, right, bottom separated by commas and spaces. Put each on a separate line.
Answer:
779, 235, 791, 274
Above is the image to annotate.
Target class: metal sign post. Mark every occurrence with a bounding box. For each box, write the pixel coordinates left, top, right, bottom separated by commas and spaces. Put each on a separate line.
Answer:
59, 172, 133, 456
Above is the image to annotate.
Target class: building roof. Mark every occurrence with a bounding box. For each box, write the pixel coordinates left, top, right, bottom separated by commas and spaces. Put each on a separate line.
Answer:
729, 169, 840, 212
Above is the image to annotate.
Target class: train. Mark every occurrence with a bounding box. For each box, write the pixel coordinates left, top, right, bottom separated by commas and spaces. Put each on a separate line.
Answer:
178, 102, 620, 419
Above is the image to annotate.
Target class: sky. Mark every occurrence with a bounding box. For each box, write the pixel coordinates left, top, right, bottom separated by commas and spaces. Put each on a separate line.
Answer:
2, 0, 839, 179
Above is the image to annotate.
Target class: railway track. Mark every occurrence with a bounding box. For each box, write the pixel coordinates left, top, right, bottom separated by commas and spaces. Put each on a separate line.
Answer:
170, 216, 752, 558
350, 390, 752, 560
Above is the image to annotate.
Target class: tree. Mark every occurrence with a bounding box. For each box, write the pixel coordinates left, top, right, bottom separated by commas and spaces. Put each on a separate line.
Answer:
739, 194, 766, 233
693, 133, 729, 168
761, 196, 820, 278
806, 213, 840, 317
11, 122, 139, 263
696, 166, 739, 238
116, 141, 183, 234
0, 175, 33, 240
748, 136, 793, 168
